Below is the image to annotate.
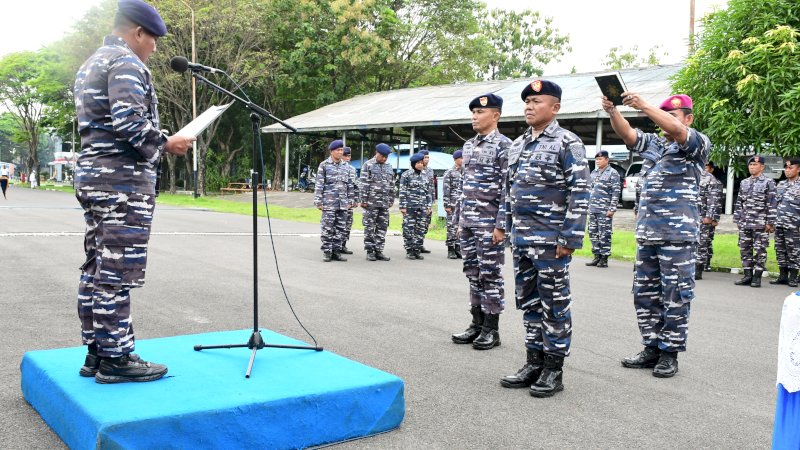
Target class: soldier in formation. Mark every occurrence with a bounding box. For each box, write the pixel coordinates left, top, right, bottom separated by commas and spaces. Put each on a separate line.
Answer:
733, 155, 776, 288
695, 161, 723, 279
340, 147, 358, 255
604, 93, 709, 379
420, 150, 434, 254
442, 150, 463, 259
772, 157, 800, 286
500, 81, 589, 397
585, 150, 620, 268
450, 93, 510, 351
359, 143, 395, 261
73, 0, 194, 383
400, 152, 432, 260
314, 140, 354, 262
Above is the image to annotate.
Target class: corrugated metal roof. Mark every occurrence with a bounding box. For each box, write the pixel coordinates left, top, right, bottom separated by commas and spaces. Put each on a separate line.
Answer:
263, 64, 682, 134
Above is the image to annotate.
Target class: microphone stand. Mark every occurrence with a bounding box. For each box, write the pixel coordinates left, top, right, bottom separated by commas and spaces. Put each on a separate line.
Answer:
190, 71, 323, 378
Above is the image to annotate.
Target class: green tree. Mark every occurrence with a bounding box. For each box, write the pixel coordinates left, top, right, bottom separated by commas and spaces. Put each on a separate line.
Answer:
480, 9, 570, 80
603, 45, 667, 70
673, 0, 800, 170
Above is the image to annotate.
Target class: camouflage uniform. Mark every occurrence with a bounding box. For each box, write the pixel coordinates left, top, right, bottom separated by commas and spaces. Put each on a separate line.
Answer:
631, 128, 709, 353
73, 35, 167, 358
442, 164, 463, 247
359, 156, 395, 253
400, 169, 432, 252
314, 157, 353, 254
507, 120, 589, 356
776, 180, 800, 270
733, 174, 777, 272
460, 129, 510, 315
588, 165, 620, 257
343, 161, 358, 249
697, 170, 723, 267
422, 166, 435, 246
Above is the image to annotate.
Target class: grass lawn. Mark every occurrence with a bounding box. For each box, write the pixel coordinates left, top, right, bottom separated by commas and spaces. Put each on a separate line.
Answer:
37, 186, 772, 271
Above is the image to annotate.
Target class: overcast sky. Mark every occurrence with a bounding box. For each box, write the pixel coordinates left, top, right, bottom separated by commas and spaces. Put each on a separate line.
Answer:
1, 0, 727, 75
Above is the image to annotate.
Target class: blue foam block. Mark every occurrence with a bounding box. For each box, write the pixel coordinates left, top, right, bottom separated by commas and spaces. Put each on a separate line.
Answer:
773, 383, 800, 449
21, 330, 405, 449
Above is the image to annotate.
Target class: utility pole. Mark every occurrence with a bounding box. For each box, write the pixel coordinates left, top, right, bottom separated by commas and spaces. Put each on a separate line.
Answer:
181, 0, 198, 197
689, 0, 696, 54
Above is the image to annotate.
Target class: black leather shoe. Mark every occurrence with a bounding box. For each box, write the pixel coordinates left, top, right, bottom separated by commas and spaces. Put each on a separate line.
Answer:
375, 252, 391, 261
771, 267, 788, 285
585, 255, 600, 266
472, 313, 500, 350
95, 354, 168, 384
79, 344, 100, 377
340, 246, 353, 255
420, 246, 431, 254
501, 349, 544, 388
695, 263, 703, 280
735, 269, 753, 286
596, 256, 608, 268
529, 354, 564, 397
323, 252, 332, 262
652, 351, 679, 378
331, 252, 347, 262
621, 346, 660, 369
452, 306, 484, 344
366, 252, 377, 261
750, 270, 762, 288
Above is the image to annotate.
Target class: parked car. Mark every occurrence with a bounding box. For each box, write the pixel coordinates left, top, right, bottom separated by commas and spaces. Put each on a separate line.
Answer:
621, 161, 642, 209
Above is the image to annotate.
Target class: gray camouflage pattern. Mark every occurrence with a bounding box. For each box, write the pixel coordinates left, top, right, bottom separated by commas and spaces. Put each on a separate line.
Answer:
443, 165, 463, 246
359, 156, 395, 253
460, 226, 505, 314
696, 171, 723, 265
588, 165, 620, 256
458, 129, 510, 229
776, 179, 800, 269
400, 169, 431, 251
588, 213, 613, 256
315, 157, 353, 253
734, 174, 776, 271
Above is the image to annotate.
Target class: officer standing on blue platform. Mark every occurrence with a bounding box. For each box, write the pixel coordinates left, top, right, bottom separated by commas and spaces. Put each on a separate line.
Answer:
314, 140, 352, 262
500, 81, 589, 397
443, 150, 463, 259
586, 150, 620, 268
773, 158, 800, 287
359, 143, 394, 261
400, 153, 432, 259
73, 0, 195, 383
450, 93, 510, 351
696, 161, 723, 279
733, 155, 776, 288
340, 146, 358, 255
603, 93, 710, 378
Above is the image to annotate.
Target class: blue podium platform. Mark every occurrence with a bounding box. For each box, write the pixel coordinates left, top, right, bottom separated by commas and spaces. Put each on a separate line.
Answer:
20, 330, 405, 450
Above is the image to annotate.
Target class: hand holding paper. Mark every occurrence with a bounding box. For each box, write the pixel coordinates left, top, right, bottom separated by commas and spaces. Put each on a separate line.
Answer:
176, 102, 234, 138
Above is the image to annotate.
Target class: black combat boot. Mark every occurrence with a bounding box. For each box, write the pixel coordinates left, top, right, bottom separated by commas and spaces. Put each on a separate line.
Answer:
695, 263, 703, 280
789, 269, 799, 287
366, 251, 377, 261
454, 245, 463, 259
95, 354, 168, 384
79, 344, 100, 377
447, 246, 458, 259
529, 354, 564, 397
652, 351, 679, 378
452, 305, 484, 344
323, 252, 333, 262
414, 249, 425, 260
597, 256, 608, 268
340, 245, 354, 255
420, 246, 431, 254
750, 270, 763, 288
331, 252, 347, 262
770, 267, 789, 285
472, 313, 501, 350
406, 251, 416, 260
585, 254, 601, 266
735, 269, 753, 286
501, 349, 544, 388
375, 251, 391, 261
621, 346, 660, 369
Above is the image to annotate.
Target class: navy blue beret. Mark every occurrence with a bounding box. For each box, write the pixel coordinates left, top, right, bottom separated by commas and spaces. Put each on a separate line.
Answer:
328, 140, 344, 151
117, 0, 167, 37
469, 93, 503, 110
453, 150, 463, 160
375, 143, 392, 155
596, 150, 609, 159
420, 150, 429, 156
410, 153, 424, 164
748, 155, 765, 164
521, 79, 562, 101
343, 146, 352, 156
786, 158, 800, 166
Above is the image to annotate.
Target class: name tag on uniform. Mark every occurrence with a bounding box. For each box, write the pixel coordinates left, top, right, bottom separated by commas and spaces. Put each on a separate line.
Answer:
531, 151, 558, 164
477, 145, 496, 165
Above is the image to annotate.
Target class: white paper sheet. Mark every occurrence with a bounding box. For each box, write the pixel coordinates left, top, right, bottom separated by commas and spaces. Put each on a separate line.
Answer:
176, 102, 233, 137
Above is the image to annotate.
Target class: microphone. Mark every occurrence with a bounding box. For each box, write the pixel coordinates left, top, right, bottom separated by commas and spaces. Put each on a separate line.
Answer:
169, 56, 221, 74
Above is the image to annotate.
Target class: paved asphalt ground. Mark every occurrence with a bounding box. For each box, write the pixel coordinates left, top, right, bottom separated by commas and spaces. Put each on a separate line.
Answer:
0, 188, 785, 449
